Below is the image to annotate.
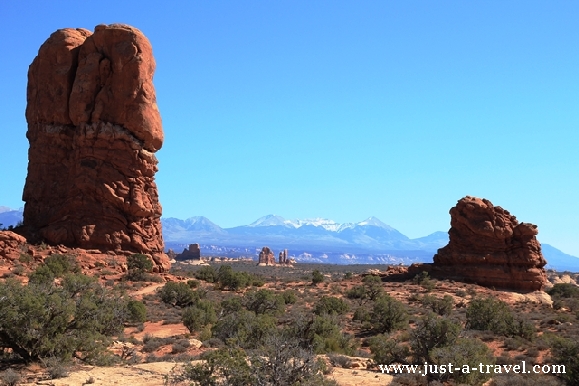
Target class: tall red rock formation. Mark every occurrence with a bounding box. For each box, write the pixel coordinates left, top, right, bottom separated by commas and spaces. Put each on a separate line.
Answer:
411, 196, 547, 291
258, 246, 276, 266
23, 24, 166, 263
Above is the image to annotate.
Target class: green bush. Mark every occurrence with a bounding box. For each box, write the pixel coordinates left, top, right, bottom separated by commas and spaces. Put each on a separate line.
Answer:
126, 254, 153, 281
370, 295, 408, 333
345, 285, 367, 300
466, 297, 534, 339
217, 265, 253, 291
211, 310, 276, 349
431, 338, 494, 385
28, 254, 78, 284
194, 266, 217, 283
159, 282, 200, 307
281, 289, 298, 304
182, 300, 217, 333
127, 300, 147, 324
243, 289, 285, 315
312, 269, 324, 285
174, 338, 337, 386
0, 273, 128, 362
221, 296, 243, 315
361, 275, 384, 301
177, 347, 254, 386
548, 283, 579, 299
410, 312, 461, 362
368, 334, 410, 365
421, 294, 454, 316
550, 336, 579, 386
314, 296, 350, 316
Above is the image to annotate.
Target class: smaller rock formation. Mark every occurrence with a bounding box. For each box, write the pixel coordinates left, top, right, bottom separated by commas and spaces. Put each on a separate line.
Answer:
409, 196, 547, 291
279, 249, 289, 264
0, 231, 27, 261
258, 246, 276, 266
177, 244, 201, 260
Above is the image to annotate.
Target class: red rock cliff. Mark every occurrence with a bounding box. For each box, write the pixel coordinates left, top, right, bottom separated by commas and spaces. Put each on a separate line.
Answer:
23, 24, 165, 255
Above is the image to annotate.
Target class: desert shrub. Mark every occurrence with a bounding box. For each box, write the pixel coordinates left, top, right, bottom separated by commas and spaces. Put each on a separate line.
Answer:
548, 283, 579, 299
467, 297, 535, 340
186, 279, 199, 288
312, 269, 324, 284
158, 282, 200, 307
243, 289, 285, 315
286, 314, 355, 355
346, 285, 367, 300
216, 265, 253, 291
211, 309, 276, 349
362, 275, 384, 300
18, 253, 32, 264
174, 340, 337, 386
171, 339, 191, 354
413, 271, 436, 291
0, 368, 21, 386
127, 300, 147, 324
182, 300, 217, 333
28, 254, 78, 284
431, 338, 494, 385
42, 356, 69, 379
309, 315, 356, 355
353, 306, 371, 323
44, 254, 79, 276
251, 332, 336, 385
343, 272, 353, 280
313, 296, 349, 316
126, 253, 153, 281
421, 294, 454, 316
281, 289, 298, 304
0, 273, 128, 362
550, 336, 579, 386
368, 334, 411, 365
410, 312, 461, 362
370, 294, 409, 333
220, 296, 243, 315
194, 266, 217, 283
328, 353, 353, 368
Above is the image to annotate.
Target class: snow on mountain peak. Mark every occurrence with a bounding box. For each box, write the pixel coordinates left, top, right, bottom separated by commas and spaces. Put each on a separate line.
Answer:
356, 216, 393, 229
249, 215, 295, 227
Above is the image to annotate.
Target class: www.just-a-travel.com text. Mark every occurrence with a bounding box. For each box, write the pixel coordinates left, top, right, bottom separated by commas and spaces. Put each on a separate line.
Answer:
379, 362, 565, 376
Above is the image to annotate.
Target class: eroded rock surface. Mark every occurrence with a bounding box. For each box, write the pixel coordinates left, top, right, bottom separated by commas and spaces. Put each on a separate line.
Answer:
23, 24, 167, 268
411, 196, 547, 291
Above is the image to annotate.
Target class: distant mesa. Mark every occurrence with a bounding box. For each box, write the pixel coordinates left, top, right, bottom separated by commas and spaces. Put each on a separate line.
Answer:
20, 24, 169, 271
176, 244, 201, 260
410, 196, 547, 291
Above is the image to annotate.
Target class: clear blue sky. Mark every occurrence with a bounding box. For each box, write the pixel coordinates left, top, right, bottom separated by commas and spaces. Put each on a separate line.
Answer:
1, 1, 578, 255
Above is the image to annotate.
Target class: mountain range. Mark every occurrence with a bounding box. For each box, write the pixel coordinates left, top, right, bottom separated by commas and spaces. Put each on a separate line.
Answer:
2, 207, 578, 271
162, 214, 579, 271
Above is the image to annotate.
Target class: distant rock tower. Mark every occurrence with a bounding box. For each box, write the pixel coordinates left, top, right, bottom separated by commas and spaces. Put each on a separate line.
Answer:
22, 24, 166, 268
278, 249, 288, 264
258, 246, 276, 266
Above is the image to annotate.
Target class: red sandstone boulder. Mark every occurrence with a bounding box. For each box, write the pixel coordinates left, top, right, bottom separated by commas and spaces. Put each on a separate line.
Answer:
0, 231, 27, 261
411, 196, 547, 291
23, 24, 167, 271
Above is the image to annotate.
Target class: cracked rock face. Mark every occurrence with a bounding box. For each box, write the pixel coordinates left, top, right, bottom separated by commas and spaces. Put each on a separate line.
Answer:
430, 196, 547, 291
23, 24, 166, 261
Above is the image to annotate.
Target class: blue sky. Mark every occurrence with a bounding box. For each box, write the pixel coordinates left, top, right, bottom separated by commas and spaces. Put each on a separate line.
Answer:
1, 1, 578, 255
